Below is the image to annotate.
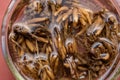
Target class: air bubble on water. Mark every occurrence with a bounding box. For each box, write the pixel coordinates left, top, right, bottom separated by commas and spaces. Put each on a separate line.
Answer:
13, 22, 32, 33
48, 22, 61, 56
50, 51, 58, 57
49, 22, 61, 33
34, 52, 48, 60
65, 38, 74, 47
67, 56, 73, 62
74, 58, 79, 63
25, 53, 34, 60
20, 53, 34, 62
79, 76, 85, 79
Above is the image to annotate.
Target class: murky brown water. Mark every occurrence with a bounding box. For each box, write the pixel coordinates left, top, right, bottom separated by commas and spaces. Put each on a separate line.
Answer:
8, 0, 120, 80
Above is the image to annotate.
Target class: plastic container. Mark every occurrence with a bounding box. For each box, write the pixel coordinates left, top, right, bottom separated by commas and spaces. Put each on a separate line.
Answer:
1, 0, 120, 80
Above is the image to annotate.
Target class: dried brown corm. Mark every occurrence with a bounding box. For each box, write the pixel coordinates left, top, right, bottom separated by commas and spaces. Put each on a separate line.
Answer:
8, 0, 120, 80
